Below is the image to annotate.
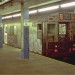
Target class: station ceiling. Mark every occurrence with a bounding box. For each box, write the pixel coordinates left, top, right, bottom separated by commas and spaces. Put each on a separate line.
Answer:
0, 0, 75, 15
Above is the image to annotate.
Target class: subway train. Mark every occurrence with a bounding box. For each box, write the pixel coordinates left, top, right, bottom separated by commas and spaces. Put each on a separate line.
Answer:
3, 12, 75, 63
37, 12, 75, 61
24, 12, 75, 62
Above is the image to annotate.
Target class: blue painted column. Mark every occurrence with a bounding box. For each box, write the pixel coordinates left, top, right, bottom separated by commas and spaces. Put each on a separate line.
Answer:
21, 2, 29, 59
0, 16, 3, 48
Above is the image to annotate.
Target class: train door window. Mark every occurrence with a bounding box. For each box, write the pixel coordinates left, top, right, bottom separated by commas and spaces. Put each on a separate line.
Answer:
4, 24, 7, 44
14, 26, 17, 35
37, 24, 42, 39
47, 24, 55, 42
59, 24, 66, 35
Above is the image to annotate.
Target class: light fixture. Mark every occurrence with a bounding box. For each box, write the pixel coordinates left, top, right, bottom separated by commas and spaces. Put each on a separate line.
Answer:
61, 2, 75, 8
38, 5, 59, 12
12, 13, 21, 17
29, 10, 37, 14
4, 15, 12, 19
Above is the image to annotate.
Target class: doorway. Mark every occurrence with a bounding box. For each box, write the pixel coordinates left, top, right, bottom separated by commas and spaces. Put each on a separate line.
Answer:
4, 24, 7, 44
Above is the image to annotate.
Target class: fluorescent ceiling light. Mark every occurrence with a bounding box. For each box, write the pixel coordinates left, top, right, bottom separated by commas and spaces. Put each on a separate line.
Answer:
12, 13, 21, 17
38, 5, 59, 12
4, 15, 12, 19
2, 10, 20, 15
29, 10, 37, 14
61, 2, 75, 8
2, 13, 21, 20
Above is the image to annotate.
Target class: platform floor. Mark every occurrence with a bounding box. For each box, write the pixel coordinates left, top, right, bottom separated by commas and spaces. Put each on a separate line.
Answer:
0, 45, 75, 75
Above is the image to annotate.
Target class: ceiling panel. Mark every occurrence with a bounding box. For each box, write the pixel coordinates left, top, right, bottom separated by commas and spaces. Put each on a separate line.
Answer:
0, 0, 75, 15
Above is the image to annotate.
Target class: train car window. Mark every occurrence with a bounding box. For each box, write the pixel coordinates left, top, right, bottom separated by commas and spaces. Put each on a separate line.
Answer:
47, 24, 55, 34
10, 26, 14, 35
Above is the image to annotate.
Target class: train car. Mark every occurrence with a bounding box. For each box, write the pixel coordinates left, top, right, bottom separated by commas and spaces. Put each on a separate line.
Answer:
37, 12, 75, 59
3, 18, 42, 54
3, 18, 22, 48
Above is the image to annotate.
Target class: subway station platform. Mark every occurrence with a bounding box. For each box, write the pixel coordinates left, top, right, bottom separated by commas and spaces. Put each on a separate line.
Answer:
0, 45, 75, 74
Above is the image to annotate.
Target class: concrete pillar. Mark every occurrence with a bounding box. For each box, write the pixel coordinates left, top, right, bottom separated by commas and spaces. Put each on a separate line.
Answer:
21, 2, 29, 59
0, 15, 3, 48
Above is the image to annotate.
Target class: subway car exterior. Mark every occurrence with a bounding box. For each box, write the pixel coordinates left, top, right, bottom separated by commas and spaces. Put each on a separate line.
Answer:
3, 12, 75, 60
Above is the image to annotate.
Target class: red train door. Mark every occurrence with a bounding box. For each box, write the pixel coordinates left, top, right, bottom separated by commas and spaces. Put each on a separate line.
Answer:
58, 22, 70, 57
42, 22, 56, 57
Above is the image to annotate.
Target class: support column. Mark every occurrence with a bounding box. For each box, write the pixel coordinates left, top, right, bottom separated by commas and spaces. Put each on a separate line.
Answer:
21, 2, 29, 59
0, 15, 3, 48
